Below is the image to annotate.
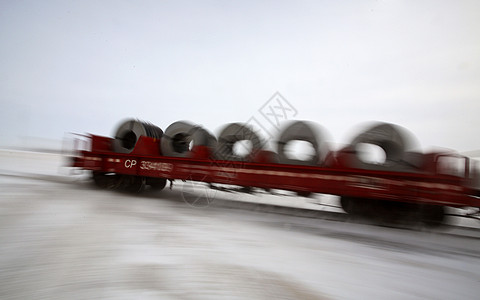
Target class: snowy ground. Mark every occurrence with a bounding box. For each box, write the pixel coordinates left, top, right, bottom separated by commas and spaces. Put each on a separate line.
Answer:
0, 150, 480, 299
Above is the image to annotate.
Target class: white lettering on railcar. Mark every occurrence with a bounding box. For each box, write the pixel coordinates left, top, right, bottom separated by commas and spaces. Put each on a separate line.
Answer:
125, 159, 137, 168
140, 161, 173, 172
216, 171, 236, 179
349, 176, 386, 190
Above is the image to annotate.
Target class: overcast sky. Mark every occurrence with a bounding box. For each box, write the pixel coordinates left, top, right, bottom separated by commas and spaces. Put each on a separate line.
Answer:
1, 0, 479, 152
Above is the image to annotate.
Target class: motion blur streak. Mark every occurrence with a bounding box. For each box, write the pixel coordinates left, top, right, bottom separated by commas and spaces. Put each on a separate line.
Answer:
1, 149, 480, 299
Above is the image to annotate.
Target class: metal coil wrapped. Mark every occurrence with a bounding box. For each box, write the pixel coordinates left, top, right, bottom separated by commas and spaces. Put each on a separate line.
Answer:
112, 119, 163, 153
345, 122, 421, 171
161, 121, 216, 157
215, 123, 263, 161
276, 121, 328, 166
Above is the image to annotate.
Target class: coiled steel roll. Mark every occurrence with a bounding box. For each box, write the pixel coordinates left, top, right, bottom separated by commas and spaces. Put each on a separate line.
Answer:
112, 119, 163, 153
276, 120, 328, 166
346, 122, 421, 171
215, 123, 263, 161
161, 121, 216, 157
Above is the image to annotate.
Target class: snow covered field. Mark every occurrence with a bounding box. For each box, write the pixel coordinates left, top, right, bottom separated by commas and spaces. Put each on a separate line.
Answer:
1, 150, 480, 299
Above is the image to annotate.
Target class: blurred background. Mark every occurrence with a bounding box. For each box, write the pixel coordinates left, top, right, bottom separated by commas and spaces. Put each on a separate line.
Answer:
1, 2, 480, 299
1, 0, 479, 154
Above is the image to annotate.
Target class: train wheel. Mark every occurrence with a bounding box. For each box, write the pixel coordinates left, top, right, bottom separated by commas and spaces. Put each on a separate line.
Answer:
340, 197, 375, 217
123, 176, 146, 193
373, 201, 420, 226
341, 197, 420, 226
146, 177, 167, 191
297, 191, 312, 197
92, 171, 119, 189
420, 205, 445, 227
340, 197, 357, 215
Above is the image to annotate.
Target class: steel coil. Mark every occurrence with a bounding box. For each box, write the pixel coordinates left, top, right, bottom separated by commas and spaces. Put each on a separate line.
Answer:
346, 122, 421, 171
215, 123, 263, 161
161, 121, 216, 157
276, 121, 328, 166
112, 119, 163, 153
